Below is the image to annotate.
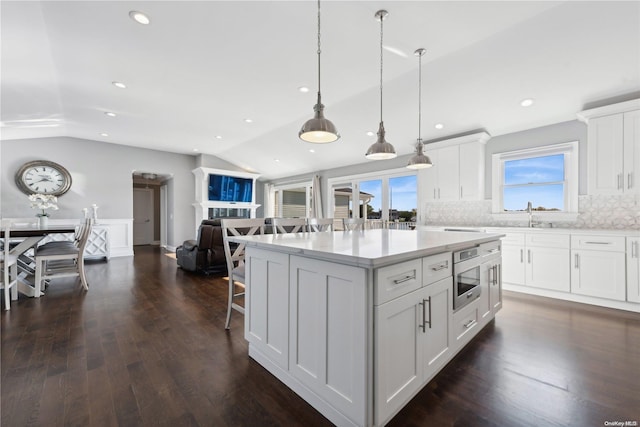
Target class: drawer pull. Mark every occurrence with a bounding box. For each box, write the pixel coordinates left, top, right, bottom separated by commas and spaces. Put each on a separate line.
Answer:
463, 319, 475, 329
466, 291, 474, 299
430, 262, 448, 271
393, 274, 416, 285
584, 241, 612, 245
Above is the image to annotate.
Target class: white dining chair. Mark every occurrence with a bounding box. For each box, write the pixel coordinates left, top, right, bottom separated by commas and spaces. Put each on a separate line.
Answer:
342, 218, 365, 231
1, 223, 19, 310
220, 218, 265, 330
271, 217, 307, 234
307, 218, 334, 232
33, 218, 93, 294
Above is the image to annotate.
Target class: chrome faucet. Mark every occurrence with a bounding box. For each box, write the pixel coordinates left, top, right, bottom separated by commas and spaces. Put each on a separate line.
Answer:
527, 201, 533, 227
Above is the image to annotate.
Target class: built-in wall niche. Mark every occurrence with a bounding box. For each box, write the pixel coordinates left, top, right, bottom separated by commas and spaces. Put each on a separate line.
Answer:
192, 167, 261, 226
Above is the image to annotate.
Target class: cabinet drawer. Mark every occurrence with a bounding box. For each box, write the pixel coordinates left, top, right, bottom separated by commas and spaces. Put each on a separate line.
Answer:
375, 259, 422, 305
526, 233, 570, 249
502, 232, 525, 245
571, 235, 625, 252
422, 252, 452, 286
453, 301, 480, 346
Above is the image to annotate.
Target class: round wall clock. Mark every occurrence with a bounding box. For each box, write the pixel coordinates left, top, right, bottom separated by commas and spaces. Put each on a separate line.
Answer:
15, 160, 72, 196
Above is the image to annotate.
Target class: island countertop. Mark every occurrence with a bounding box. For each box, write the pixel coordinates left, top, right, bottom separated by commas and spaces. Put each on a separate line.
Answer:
229, 229, 505, 268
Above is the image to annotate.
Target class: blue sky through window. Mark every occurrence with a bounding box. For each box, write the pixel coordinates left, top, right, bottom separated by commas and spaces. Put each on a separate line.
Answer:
503, 154, 565, 211
359, 175, 417, 212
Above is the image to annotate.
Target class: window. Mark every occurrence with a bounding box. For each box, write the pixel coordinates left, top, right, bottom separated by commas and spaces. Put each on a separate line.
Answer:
270, 181, 313, 218
492, 142, 579, 215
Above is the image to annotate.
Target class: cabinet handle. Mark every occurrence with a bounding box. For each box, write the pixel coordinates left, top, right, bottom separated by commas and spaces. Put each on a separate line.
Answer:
488, 265, 493, 284
438, 188, 441, 199
520, 249, 524, 263
425, 297, 431, 330
585, 241, 611, 245
463, 319, 475, 329
430, 261, 448, 271
460, 186, 463, 198
629, 172, 633, 189
634, 241, 639, 258
575, 253, 580, 269
618, 173, 623, 190
433, 189, 436, 199
393, 274, 416, 285
418, 298, 431, 332
527, 249, 531, 264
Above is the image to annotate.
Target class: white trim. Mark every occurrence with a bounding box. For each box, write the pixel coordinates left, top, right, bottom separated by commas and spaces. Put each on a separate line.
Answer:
422, 131, 490, 150
576, 99, 640, 123
491, 141, 579, 214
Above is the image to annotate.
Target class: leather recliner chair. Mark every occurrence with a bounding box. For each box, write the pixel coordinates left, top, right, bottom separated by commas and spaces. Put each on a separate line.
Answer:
176, 219, 227, 274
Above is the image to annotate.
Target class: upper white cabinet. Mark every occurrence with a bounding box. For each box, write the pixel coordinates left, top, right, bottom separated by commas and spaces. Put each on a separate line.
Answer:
578, 99, 640, 195
420, 132, 490, 202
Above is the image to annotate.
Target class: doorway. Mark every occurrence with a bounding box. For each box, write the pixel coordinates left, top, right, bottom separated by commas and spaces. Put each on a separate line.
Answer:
133, 188, 154, 245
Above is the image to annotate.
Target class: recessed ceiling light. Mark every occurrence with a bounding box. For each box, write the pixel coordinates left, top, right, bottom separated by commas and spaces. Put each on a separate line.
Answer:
366, 131, 375, 136
520, 98, 534, 107
129, 11, 150, 25
434, 123, 444, 130
104, 112, 116, 117
244, 118, 253, 123
309, 149, 315, 153
193, 148, 199, 152
274, 159, 280, 162
215, 135, 223, 139
298, 86, 310, 93
100, 133, 109, 137
112, 81, 126, 89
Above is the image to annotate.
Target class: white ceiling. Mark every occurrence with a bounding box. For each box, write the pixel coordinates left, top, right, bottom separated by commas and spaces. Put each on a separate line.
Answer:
2, 1, 639, 180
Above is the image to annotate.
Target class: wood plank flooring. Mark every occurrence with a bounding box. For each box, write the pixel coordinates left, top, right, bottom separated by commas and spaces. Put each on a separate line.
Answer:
2, 246, 639, 427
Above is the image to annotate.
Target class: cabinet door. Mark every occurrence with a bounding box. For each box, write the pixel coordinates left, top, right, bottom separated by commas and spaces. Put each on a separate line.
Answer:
375, 287, 427, 424
289, 255, 367, 426
478, 262, 493, 324
420, 149, 439, 201
245, 247, 290, 370
526, 247, 570, 292
571, 250, 626, 301
458, 142, 484, 201
627, 238, 640, 303
422, 277, 453, 382
437, 146, 460, 201
502, 244, 525, 285
588, 114, 624, 195
624, 110, 640, 193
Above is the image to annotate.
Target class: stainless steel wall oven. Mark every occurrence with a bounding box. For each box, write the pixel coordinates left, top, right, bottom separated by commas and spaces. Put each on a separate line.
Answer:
453, 246, 482, 311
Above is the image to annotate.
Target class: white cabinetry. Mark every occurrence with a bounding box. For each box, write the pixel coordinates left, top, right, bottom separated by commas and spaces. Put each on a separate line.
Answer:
571, 235, 626, 301
420, 132, 490, 202
628, 237, 640, 303
501, 232, 570, 292
578, 100, 640, 195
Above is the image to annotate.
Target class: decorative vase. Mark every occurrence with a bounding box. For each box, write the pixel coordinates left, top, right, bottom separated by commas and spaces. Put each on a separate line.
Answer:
38, 215, 49, 229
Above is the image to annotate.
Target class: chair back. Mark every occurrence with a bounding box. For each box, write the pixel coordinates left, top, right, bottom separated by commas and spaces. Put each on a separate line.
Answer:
1, 223, 10, 262
308, 218, 333, 232
77, 219, 94, 254
221, 218, 265, 272
271, 217, 307, 234
342, 218, 365, 231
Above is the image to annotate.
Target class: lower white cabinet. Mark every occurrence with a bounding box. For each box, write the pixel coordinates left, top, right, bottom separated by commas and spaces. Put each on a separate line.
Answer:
479, 256, 502, 325
374, 277, 452, 424
627, 237, 640, 303
571, 235, 626, 301
501, 232, 570, 292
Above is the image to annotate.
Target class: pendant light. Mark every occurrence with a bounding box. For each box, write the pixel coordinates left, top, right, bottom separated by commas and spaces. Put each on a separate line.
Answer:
299, 0, 340, 143
366, 10, 396, 160
407, 48, 433, 169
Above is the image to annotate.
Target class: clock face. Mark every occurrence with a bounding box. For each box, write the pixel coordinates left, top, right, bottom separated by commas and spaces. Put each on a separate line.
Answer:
15, 160, 72, 196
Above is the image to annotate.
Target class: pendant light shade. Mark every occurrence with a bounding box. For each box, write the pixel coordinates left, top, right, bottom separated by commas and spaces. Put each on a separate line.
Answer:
366, 10, 396, 160
299, 0, 340, 144
407, 48, 433, 169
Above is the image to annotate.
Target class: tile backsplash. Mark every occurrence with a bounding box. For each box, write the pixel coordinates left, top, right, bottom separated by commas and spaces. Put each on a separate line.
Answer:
424, 194, 639, 230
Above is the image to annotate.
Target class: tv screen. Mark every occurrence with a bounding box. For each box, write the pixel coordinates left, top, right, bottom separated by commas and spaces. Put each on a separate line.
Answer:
208, 174, 253, 202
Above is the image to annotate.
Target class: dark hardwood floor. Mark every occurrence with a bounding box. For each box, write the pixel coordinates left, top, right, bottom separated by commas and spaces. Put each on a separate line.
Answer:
2, 246, 639, 427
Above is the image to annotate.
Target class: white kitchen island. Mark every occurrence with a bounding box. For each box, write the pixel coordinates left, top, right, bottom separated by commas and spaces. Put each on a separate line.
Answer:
229, 229, 504, 427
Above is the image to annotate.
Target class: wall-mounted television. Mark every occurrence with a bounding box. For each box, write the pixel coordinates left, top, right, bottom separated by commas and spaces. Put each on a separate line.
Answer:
208, 174, 253, 203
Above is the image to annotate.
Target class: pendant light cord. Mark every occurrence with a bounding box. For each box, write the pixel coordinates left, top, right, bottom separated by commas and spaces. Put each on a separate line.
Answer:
317, 0, 321, 96
418, 50, 422, 140
379, 14, 384, 123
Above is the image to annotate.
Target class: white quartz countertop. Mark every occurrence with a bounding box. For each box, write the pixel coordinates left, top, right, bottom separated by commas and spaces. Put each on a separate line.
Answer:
229, 229, 504, 268
418, 225, 639, 237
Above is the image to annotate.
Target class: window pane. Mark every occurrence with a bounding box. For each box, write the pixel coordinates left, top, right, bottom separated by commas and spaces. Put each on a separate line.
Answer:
282, 189, 306, 217
389, 175, 417, 222
333, 184, 353, 221
360, 179, 381, 219
504, 154, 564, 185
503, 184, 564, 211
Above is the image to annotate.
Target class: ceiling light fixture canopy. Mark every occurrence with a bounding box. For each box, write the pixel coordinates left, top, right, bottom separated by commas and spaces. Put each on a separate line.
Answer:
299, 0, 340, 144
407, 48, 433, 170
366, 10, 396, 160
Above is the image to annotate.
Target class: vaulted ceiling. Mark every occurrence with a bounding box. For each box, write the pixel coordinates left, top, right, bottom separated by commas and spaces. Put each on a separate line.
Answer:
2, 1, 639, 179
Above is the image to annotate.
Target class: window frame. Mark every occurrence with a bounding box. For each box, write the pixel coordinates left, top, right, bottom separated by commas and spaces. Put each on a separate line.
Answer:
491, 141, 579, 218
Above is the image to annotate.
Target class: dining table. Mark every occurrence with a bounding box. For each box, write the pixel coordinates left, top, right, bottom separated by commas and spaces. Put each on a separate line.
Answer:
2, 224, 77, 297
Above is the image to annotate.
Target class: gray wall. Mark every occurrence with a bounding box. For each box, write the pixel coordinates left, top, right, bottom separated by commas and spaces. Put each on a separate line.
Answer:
1, 136, 196, 247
